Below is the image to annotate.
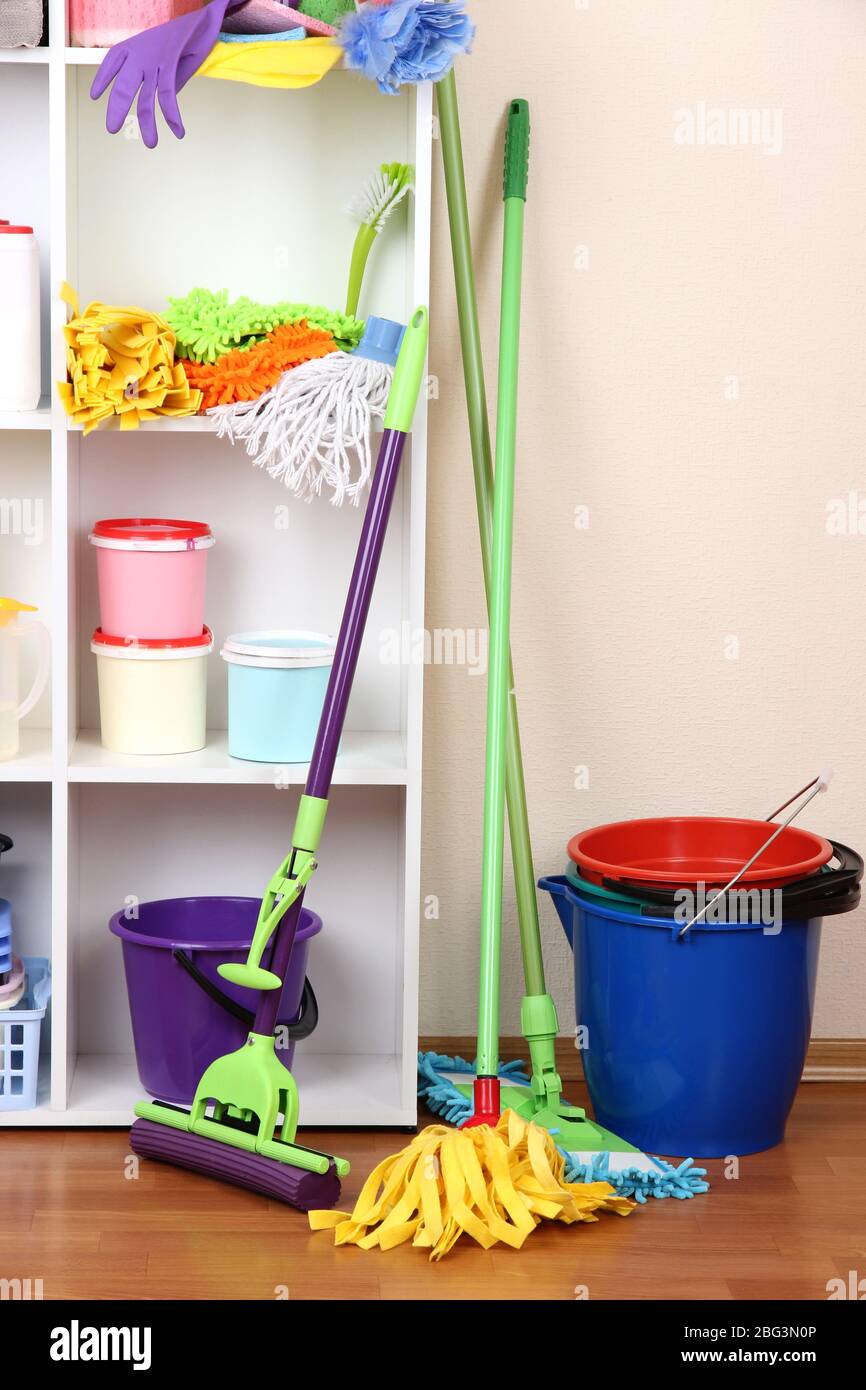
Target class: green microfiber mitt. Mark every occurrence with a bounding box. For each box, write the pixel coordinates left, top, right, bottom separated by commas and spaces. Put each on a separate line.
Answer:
166, 289, 364, 363
298, 0, 355, 25
280, 301, 365, 353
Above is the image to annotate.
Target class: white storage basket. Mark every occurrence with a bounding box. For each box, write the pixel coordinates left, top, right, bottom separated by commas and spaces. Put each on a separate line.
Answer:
0, 957, 50, 1110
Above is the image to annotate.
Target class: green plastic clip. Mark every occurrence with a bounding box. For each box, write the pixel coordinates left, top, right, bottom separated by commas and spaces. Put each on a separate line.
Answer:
218, 794, 329, 992
383, 305, 429, 433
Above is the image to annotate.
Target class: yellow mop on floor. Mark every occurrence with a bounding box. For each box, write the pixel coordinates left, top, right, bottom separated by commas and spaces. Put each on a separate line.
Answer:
310, 1111, 632, 1261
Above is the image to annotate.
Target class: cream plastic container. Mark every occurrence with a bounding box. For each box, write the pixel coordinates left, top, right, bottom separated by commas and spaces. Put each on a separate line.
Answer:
92, 626, 212, 755
89, 518, 214, 640
0, 226, 40, 412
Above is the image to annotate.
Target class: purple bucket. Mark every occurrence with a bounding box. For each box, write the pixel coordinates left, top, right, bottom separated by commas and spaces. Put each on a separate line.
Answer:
109, 896, 321, 1105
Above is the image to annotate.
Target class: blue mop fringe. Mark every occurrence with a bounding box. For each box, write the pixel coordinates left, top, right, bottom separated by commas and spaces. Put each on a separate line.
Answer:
417, 1050, 709, 1201
561, 1149, 710, 1203
417, 1050, 529, 1127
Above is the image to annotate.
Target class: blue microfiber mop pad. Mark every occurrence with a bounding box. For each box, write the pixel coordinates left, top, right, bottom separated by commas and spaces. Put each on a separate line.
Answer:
417, 1050, 710, 1201
417, 1050, 529, 1127
561, 1149, 710, 1203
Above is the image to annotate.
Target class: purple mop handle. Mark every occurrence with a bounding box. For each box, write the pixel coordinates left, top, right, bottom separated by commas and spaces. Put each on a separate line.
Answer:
254, 427, 408, 1035
307, 427, 407, 799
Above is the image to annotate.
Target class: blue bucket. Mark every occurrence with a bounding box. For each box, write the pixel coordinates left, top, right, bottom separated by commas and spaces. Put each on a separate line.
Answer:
539, 874, 823, 1157
221, 630, 335, 763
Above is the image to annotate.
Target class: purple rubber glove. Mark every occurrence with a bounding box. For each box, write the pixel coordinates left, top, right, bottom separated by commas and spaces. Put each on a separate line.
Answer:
90, 0, 247, 149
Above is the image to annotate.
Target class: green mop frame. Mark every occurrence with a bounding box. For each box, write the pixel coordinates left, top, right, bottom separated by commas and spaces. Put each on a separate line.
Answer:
431, 71, 708, 1200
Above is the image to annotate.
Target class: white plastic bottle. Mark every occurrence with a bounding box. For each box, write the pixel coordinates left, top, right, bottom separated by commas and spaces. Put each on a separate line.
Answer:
0, 225, 41, 411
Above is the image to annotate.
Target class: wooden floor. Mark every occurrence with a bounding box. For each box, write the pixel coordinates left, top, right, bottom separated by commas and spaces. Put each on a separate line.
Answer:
3, 1081, 865, 1301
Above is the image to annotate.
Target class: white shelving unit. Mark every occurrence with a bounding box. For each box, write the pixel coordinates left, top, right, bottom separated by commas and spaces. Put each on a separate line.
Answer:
0, 6, 431, 1129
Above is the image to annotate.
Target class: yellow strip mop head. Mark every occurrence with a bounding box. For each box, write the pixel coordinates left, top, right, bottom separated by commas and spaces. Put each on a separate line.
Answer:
57, 283, 201, 434
309, 1110, 634, 1260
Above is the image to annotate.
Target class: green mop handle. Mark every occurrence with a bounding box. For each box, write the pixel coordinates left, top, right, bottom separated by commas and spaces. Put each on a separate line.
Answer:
437, 74, 545, 999
475, 100, 530, 1089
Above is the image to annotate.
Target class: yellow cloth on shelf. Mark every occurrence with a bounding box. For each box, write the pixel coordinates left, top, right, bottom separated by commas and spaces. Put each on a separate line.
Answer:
309, 1110, 634, 1261
197, 36, 341, 90
58, 283, 201, 434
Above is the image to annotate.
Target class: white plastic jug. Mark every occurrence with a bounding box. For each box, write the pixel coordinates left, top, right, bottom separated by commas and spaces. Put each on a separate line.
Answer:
0, 599, 50, 760
0, 226, 41, 411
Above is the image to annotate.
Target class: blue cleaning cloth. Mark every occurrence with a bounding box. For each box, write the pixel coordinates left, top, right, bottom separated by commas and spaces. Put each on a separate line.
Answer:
218, 26, 305, 42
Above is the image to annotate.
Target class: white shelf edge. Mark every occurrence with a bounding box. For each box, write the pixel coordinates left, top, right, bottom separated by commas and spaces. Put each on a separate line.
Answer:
69, 413, 385, 437
68, 728, 410, 785
64, 46, 353, 69
64, 46, 113, 65
0, 47, 50, 64
0, 729, 53, 781
0, 398, 52, 430
7, 1051, 413, 1128
69, 412, 218, 434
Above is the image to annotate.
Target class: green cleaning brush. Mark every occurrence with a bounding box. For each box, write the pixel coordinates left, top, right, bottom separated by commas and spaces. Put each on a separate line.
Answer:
345, 161, 414, 317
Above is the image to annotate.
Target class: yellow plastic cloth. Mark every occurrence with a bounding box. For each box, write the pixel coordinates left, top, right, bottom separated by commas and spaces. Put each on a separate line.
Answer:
197, 36, 341, 90
309, 1110, 634, 1261
58, 283, 201, 434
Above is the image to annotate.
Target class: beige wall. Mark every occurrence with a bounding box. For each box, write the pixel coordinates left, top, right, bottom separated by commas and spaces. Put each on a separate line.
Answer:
421, 0, 866, 1038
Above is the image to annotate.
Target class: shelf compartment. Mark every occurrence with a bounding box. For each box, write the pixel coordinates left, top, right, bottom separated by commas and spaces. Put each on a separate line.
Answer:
0, 63, 50, 401
0, 784, 53, 955
67, 782, 412, 1125
61, 1050, 409, 1127
71, 66, 406, 323
69, 728, 409, 785
74, 430, 409, 738
0, 432, 52, 740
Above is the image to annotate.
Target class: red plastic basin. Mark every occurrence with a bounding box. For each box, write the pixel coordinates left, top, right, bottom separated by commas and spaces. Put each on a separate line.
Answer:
568, 816, 833, 889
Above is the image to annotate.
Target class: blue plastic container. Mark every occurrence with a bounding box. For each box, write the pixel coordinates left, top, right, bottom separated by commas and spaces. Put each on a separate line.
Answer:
540, 874, 823, 1157
221, 630, 335, 763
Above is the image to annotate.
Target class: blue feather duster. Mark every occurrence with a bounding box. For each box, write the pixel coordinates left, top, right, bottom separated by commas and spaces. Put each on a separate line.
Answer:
341, 0, 475, 95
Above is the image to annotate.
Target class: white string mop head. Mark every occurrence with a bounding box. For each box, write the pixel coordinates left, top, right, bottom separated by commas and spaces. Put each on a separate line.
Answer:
211, 317, 405, 506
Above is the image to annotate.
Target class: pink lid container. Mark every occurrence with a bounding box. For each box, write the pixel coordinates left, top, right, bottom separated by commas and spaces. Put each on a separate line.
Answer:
89, 517, 215, 641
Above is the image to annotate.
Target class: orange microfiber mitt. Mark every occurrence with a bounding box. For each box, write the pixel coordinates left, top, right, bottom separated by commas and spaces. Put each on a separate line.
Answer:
183, 320, 337, 410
